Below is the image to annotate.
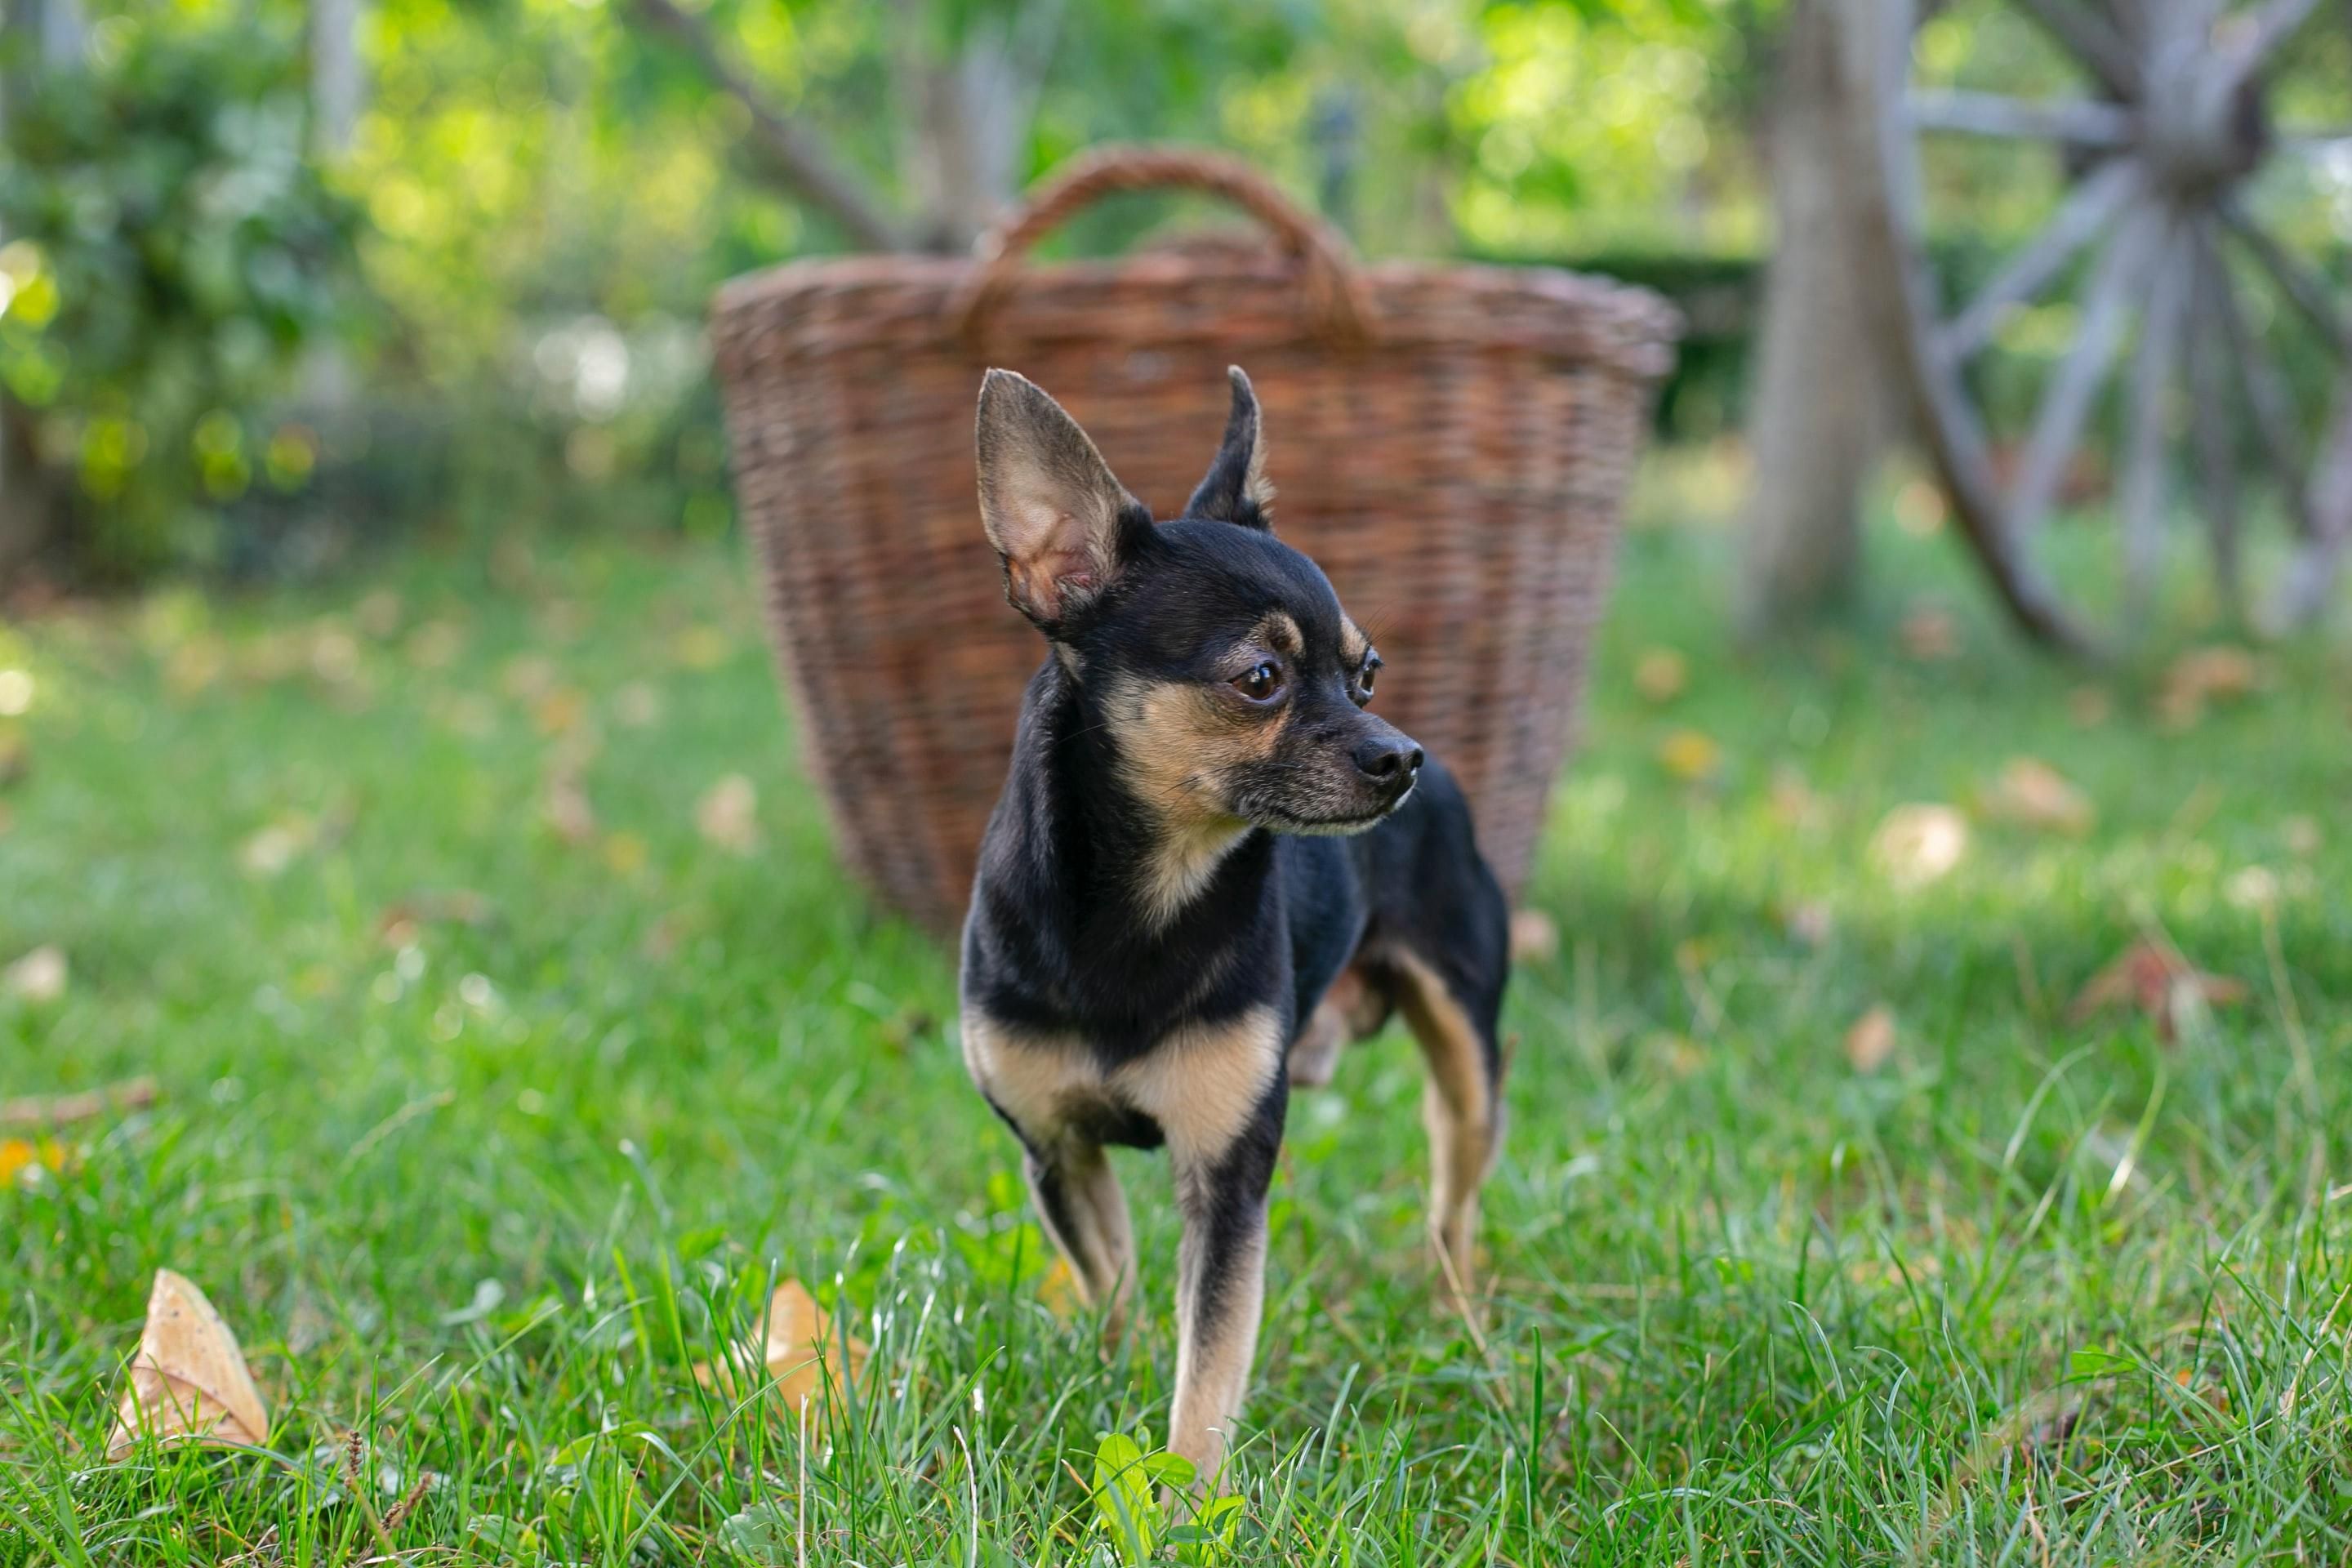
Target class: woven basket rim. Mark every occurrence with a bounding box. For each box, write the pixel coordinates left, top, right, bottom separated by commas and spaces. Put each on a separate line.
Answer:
712, 252, 1683, 376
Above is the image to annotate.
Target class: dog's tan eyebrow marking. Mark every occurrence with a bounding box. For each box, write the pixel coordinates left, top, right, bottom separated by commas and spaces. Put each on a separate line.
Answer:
1340, 616, 1370, 666
1252, 612, 1303, 657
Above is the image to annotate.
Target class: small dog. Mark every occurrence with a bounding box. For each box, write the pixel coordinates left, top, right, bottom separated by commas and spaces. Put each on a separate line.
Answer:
958, 366, 1510, 1483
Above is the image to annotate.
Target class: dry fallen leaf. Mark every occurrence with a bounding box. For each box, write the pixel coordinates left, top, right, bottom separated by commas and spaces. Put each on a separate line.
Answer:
2158, 645, 2261, 728
109, 1270, 270, 1459
1870, 804, 1969, 889
697, 774, 760, 854
1982, 757, 2096, 836
2068, 939, 2247, 1040
4, 945, 68, 1004
1899, 604, 1961, 662
1843, 1005, 1896, 1073
1508, 909, 1560, 964
1655, 728, 1722, 783
1633, 648, 1687, 703
0, 1076, 158, 1128
693, 1280, 868, 1425
2068, 686, 2112, 728
544, 775, 595, 844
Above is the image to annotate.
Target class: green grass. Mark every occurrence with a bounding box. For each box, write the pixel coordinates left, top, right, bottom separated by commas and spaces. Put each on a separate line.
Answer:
3, 493, 2350, 1564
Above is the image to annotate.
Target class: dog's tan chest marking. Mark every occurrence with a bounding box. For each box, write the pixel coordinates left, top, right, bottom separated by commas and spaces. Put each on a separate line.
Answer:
960, 1007, 1282, 1161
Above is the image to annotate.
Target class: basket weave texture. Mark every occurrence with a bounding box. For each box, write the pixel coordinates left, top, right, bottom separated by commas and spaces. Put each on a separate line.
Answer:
712, 148, 1680, 935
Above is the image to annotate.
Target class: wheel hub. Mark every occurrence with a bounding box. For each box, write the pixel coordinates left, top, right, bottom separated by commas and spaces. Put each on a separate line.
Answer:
2139, 45, 2270, 195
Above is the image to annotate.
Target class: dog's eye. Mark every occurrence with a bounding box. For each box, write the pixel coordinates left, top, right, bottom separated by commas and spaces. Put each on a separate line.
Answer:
1355, 655, 1381, 706
1232, 662, 1282, 701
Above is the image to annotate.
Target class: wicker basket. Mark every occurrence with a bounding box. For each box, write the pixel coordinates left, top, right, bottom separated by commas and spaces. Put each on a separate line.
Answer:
713, 148, 1678, 935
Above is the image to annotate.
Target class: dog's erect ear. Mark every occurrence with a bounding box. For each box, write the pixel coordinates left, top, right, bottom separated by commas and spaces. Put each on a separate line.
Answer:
1183, 366, 1274, 532
975, 369, 1149, 632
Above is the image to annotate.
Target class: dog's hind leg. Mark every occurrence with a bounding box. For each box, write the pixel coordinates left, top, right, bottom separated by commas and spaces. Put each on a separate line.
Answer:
1389, 950, 1503, 1298
1024, 1141, 1134, 1345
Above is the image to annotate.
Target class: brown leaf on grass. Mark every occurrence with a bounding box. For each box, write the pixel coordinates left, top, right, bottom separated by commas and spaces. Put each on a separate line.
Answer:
2068, 940, 2248, 1040
0, 1076, 158, 1128
1899, 603, 1960, 662
544, 776, 595, 844
1632, 648, 1686, 703
377, 891, 497, 948
697, 774, 760, 854
1870, 804, 1969, 889
1843, 1005, 1896, 1073
693, 1280, 868, 1425
2068, 686, 2112, 728
1981, 757, 2096, 836
108, 1270, 271, 1459
1508, 909, 1560, 964
4, 944, 67, 1004
533, 688, 590, 737
2158, 645, 2262, 728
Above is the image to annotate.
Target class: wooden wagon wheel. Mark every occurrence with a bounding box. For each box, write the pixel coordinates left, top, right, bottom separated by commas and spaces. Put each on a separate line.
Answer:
1858, 0, 2352, 651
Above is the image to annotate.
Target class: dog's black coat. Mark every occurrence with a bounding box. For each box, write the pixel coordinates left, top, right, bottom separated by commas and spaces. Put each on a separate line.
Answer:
956, 366, 1511, 1481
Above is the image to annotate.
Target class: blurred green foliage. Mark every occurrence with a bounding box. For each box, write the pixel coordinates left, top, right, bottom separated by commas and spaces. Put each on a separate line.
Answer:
7, 0, 2339, 581
0, 8, 359, 576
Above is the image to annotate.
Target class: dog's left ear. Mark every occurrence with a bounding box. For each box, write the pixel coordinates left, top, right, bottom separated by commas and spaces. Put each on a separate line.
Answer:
975, 368, 1152, 634
1183, 366, 1274, 532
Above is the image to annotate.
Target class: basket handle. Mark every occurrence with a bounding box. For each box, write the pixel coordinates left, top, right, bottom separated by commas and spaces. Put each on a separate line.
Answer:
951, 146, 1373, 346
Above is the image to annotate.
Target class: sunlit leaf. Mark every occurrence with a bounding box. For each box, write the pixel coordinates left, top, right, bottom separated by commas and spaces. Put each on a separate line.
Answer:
108, 1270, 271, 1459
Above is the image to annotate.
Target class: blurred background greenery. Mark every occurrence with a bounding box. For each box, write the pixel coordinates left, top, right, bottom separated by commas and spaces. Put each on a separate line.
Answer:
11, 0, 1789, 582
1, 0, 2345, 610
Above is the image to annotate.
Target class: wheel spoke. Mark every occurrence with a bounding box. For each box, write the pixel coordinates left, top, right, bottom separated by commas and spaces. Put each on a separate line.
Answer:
2186, 232, 2244, 608
2270, 404, 2352, 627
2014, 0, 2140, 94
1908, 91, 2137, 145
2220, 201, 2350, 360
2117, 216, 2190, 623
2203, 222, 2317, 538
2228, 0, 2323, 72
1940, 158, 2145, 364
2279, 129, 2352, 157
2009, 203, 2159, 543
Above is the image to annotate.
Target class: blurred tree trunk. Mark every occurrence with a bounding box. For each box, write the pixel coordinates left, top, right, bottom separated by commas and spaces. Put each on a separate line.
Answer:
1738, 0, 1902, 632
889, 1, 1059, 252
628, 0, 1062, 255
310, 0, 365, 156
0, 0, 86, 585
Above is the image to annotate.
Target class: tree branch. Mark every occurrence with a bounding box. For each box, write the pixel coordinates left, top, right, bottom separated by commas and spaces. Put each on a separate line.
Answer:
628, 0, 906, 252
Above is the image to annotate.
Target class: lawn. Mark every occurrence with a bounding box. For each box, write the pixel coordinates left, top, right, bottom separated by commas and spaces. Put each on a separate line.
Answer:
3, 483, 2350, 1565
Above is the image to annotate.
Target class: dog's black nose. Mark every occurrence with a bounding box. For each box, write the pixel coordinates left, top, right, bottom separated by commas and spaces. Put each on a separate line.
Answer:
1354, 737, 1423, 784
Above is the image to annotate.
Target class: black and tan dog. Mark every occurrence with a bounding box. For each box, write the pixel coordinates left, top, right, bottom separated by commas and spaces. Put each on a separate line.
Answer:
958, 366, 1511, 1483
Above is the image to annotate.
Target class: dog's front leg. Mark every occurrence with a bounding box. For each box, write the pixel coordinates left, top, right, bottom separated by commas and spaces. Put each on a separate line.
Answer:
1164, 1084, 1282, 1489
1024, 1140, 1134, 1346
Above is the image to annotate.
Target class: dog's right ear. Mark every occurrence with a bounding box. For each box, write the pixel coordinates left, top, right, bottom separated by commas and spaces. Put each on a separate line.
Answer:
975, 369, 1148, 634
